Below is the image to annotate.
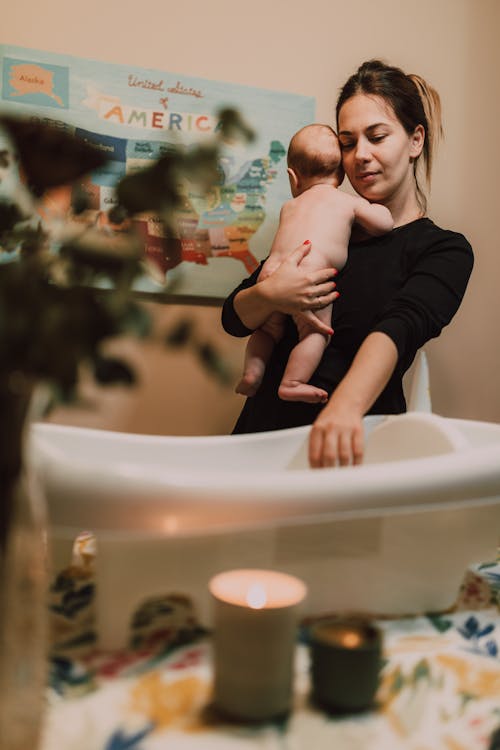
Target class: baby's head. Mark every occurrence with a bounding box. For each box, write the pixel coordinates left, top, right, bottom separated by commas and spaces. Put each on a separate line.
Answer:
287, 124, 344, 195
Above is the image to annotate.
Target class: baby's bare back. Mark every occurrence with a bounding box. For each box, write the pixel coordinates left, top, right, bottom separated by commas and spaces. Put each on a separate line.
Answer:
269, 185, 356, 273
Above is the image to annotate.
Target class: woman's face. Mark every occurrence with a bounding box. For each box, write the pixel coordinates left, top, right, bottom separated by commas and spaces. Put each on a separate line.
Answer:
337, 93, 423, 206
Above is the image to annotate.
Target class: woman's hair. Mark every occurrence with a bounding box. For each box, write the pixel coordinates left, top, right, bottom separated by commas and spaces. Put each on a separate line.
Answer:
336, 60, 443, 212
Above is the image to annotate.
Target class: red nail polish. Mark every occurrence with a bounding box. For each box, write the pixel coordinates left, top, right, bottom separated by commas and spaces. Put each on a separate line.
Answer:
303, 239, 311, 245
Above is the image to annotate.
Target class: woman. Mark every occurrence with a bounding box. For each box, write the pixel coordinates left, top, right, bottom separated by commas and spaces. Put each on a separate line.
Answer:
221, 60, 473, 468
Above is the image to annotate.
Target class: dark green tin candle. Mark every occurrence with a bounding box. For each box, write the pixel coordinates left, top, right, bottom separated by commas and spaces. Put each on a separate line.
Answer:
309, 617, 382, 713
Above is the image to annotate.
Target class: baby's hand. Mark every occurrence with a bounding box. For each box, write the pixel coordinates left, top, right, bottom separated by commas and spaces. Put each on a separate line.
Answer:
296, 309, 334, 336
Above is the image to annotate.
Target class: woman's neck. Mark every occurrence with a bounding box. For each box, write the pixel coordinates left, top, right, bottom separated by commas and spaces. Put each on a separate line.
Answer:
385, 184, 424, 227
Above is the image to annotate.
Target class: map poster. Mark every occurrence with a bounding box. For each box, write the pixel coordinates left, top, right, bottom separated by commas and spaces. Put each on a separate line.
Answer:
0, 45, 315, 302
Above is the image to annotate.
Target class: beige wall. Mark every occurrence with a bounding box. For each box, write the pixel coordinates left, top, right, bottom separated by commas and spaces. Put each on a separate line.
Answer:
5, 0, 499, 433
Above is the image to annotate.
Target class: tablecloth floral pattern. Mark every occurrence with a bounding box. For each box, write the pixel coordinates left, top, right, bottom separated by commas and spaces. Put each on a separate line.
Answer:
42, 535, 500, 750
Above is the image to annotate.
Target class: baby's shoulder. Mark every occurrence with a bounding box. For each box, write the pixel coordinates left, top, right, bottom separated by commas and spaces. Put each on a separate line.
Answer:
324, 188, 362, 217
334, 190, 364, 206
302, 185, 352, 207
280, 197, 297, 214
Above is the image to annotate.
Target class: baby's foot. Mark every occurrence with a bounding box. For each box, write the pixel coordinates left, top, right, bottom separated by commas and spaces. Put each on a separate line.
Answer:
236, 361, 266, 397
278, 381, 328, 404
235, 372, 263, 397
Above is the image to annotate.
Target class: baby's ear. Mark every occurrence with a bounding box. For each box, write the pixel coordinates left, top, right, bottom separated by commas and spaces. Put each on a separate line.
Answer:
335, 164, 345, 187
287, 167, 299, 193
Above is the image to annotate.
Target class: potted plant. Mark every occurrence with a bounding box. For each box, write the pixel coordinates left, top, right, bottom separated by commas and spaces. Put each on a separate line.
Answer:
0, 109, 251, 750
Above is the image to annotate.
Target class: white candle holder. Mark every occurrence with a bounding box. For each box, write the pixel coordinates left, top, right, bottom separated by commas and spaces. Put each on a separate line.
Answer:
209, 569, 307, 721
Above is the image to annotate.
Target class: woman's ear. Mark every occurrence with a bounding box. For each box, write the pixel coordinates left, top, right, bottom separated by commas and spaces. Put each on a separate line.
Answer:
287, 167, 300, 194
410, 124, 425, 158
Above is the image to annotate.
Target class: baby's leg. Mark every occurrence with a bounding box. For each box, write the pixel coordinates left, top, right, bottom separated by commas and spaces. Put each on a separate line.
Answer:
278, 306, 332, 403
236, 312, 285, 397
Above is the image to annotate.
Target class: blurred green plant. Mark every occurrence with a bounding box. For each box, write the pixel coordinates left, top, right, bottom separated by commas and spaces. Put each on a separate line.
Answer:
0, 107, 254, 409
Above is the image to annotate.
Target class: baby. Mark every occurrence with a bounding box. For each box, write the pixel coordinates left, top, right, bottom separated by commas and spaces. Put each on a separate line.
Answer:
236, 124, 394, 403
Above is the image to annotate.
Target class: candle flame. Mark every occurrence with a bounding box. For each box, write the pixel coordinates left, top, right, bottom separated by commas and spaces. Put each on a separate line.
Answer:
340, 631, 363, 648
246, 583, 267, 609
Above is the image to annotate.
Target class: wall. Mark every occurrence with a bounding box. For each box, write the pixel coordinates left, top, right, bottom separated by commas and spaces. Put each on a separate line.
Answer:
4, 0, 499, 434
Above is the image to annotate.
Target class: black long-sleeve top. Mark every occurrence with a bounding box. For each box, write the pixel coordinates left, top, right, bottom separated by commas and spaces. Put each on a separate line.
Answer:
222, 218, 474, 434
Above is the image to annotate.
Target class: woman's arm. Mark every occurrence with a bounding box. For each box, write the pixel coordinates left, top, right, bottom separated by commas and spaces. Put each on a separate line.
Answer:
222, 241, 338, 336
309, 332, 398, 468
309, 227, 474, 468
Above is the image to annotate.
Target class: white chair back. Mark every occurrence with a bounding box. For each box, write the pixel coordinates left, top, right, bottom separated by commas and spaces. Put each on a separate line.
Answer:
404, 349, 432, 412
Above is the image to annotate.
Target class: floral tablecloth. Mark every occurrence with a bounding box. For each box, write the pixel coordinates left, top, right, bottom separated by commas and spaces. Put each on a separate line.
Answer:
42, 535, 500, 750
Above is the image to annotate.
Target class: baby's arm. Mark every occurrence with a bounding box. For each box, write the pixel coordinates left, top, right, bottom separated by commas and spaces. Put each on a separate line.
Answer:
352, 197, 394, 236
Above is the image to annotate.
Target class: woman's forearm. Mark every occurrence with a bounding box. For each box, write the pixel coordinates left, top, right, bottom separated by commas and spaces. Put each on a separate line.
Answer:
233, 282, 276, 330
309, 331, 399, 468
328, 331, 399, 415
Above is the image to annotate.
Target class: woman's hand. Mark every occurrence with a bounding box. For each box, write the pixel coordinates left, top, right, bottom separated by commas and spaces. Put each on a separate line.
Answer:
260, 241, 338, 335
232, 241, 337, 334
309, 395, 364, 468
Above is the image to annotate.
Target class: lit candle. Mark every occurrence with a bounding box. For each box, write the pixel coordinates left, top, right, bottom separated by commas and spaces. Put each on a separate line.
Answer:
209, 569, 307, 721
309, 617, 382, 713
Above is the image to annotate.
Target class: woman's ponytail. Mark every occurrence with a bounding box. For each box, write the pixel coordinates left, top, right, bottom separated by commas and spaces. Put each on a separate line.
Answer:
407, 73, 443, 184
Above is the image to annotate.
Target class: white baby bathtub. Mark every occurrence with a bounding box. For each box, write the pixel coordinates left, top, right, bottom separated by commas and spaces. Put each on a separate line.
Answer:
31, 413, 500, 649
